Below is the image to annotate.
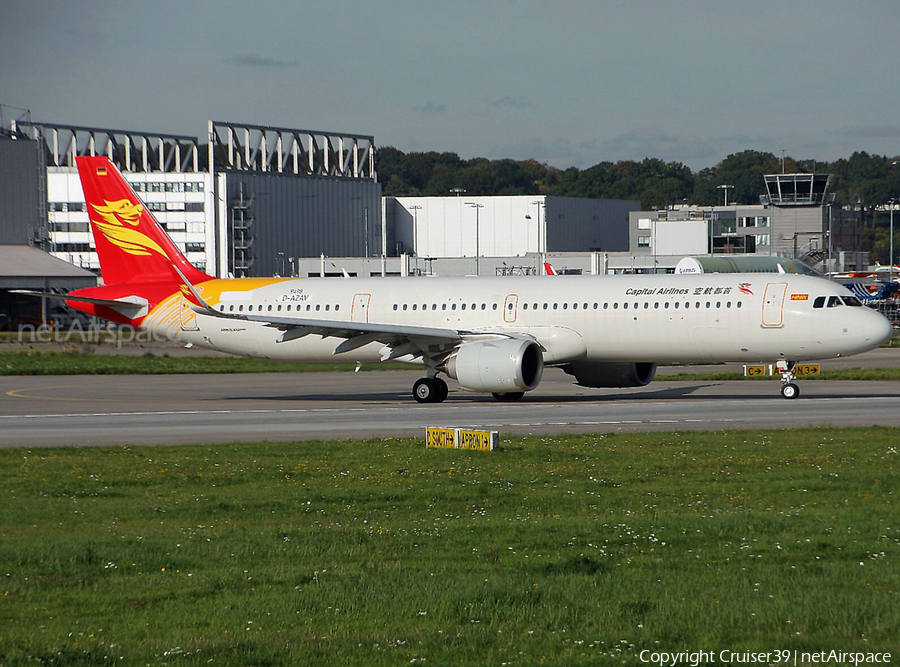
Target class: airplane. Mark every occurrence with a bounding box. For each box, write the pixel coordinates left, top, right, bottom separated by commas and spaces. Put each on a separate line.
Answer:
27, 156, 894, 402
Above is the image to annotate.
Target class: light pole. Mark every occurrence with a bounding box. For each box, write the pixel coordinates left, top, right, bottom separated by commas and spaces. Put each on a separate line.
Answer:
826, 197, 833, 278
465, 202, 483, 275
531, 199, 545, 272
890, 198, 896, 284
888, 199, 897, 282
409, 204, 422, 274
364, 206, 369, 260
717, 184, 734, 207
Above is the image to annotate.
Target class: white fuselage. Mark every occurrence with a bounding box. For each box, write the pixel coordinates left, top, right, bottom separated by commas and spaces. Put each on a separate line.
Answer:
147, 273, 893, 366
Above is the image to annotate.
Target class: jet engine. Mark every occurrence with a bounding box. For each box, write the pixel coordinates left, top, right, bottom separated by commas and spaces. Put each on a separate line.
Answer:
561, 361, 657, 388
445, 338, 544, 393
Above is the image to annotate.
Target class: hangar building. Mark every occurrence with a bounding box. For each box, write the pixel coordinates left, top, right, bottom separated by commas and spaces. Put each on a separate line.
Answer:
12, 120, 380, 279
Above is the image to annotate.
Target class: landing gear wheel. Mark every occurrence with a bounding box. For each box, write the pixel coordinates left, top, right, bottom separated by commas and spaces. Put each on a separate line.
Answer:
434, 378, 449, 402
780, 382, 800, 400
413, 377, 448, 403
492, 391, 525, 402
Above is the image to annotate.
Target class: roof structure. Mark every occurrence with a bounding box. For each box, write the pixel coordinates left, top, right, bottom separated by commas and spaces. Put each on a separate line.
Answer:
0, 245, 97, 289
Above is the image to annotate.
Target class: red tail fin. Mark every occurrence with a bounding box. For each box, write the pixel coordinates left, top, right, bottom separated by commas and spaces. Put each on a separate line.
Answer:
76, 156, 211, 286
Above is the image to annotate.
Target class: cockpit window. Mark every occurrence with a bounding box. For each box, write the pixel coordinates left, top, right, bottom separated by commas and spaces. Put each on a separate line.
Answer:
827, 296, 842, 308
842, 296, 863, 307
813, 296, 826, 309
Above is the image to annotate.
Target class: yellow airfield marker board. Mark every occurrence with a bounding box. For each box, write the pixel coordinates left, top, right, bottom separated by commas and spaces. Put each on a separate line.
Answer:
743, 364, 820, 377
426, 427, 499, 451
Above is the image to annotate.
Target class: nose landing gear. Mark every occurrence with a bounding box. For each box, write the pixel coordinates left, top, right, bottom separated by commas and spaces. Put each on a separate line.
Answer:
777, 360, 800, 399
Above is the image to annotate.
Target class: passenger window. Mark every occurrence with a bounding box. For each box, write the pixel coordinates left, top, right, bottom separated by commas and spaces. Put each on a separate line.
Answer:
583, 303, 588, 310
412, 304, 417, 311
643, 302, 649, 309
563, 303, 568, 310
674, 302, 679, 309
613, 302, 619, 309
553, 303, 558, 310
664, 302, 669, 309
229, 305, 234, 312
403, 304, 408, 311
238, 304, 244, 312
442, 304, 447, 310
286, 305, 291, 311
315, 305, 320, 311
684, 302, 689, 309
623, 302, 628, 310
335, 305, 340, 311
325, 304, 330, 311
461, 304, 466, 310
736, 301, 742, 308
451, 304, 457, 311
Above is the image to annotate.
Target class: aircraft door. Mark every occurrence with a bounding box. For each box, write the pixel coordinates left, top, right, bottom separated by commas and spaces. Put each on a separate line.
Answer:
351, 293, 371, 323
503, 294, 518, 323
762, 282, 788, 328
179, 294, 199, 331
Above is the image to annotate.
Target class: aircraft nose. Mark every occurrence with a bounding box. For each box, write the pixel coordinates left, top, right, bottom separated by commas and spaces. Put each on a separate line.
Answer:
868, 309, 894, 347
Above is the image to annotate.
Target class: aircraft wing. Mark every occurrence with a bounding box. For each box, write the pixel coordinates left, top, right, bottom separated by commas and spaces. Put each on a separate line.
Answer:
172, 266, 464, 361
194, 303, 464, 361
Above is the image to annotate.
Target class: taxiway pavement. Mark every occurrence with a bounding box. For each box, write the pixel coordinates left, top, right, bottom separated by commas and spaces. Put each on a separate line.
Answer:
2, 349, 898, 447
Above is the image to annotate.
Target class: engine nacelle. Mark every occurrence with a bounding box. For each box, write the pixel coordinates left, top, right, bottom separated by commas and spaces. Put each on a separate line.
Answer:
562, 361, 657, 388
445, 338, 544, 393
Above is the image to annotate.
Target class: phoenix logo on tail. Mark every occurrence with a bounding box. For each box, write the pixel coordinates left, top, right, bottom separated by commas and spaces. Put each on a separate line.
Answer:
91, 199, 169, 258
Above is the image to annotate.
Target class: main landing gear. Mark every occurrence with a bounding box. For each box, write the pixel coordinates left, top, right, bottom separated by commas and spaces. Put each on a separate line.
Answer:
777, 360, 800, 400
413, 377, 449, 403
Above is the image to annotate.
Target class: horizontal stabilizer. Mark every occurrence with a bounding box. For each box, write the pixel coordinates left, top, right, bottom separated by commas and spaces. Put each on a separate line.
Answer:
13, 290, 149, 319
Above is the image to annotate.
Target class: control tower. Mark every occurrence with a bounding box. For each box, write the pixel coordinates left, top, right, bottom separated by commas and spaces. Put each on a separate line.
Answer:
762, 173, 834, 268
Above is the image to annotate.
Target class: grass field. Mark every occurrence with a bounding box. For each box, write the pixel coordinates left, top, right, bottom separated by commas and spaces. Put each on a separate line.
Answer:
3, 349, 900, 382
0, 350, 397, 376
1, 428, 898, 665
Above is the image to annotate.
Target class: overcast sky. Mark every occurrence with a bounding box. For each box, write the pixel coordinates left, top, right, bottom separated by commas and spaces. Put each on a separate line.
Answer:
3, 0, 900, 171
